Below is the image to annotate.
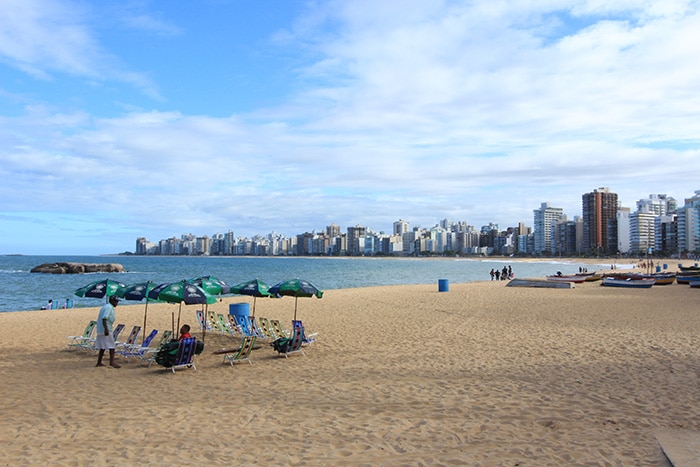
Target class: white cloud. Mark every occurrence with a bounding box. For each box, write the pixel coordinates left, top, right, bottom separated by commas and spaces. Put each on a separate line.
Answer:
0, 0, 699, 253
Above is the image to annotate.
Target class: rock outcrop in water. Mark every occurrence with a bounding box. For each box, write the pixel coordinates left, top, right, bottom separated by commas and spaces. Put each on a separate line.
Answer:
30, 262, 125, 274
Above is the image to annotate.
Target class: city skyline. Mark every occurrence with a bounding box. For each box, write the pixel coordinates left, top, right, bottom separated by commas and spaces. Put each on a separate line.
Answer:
2, 1, 699, 255
134, 187, 695, 257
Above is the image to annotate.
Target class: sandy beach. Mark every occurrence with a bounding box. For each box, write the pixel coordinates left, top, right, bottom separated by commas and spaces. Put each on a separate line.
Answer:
1, 267, 699, 465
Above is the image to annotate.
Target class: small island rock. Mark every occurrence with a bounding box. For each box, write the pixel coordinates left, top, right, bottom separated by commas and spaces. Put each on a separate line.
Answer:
30, 262, 125, 274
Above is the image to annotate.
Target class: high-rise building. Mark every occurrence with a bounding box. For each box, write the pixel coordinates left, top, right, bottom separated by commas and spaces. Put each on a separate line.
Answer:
326, 223, 341, 237
617, 207, 630, 254
582, 187, 619, 255
393, 219, 410, 236
533, 202, 564, 254
630, 211, 656, 254
677, 190, 700, 254
347, 225, 367, 256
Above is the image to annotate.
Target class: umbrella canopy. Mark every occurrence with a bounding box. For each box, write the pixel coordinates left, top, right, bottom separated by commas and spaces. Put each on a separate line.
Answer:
116, 281, 157, 344
155, 281, 217, 337
188, 275, 231, 295
230, 278, 271, 317
117, 281, 156, 302
156, 281, 217, 306
75, 278, 126, 300
269, 278, 323, 321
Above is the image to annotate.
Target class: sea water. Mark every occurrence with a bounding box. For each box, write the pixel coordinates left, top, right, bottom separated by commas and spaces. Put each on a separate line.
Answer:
0, 255, 601, 312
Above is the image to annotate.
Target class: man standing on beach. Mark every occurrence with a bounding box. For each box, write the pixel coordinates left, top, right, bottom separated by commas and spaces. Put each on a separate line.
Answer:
95, 295, 121, 368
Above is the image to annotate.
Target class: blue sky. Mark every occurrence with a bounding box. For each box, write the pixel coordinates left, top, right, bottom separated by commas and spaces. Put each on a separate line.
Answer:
1, 0, 699, 255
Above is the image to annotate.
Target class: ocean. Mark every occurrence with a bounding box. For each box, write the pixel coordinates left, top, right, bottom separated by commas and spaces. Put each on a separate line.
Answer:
0, 255, 601, 312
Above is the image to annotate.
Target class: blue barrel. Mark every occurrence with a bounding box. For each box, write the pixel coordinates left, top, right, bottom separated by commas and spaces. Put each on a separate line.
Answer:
655, 266, 661, 272
438, 279, 449, 292
229, 302, 250, 317
663, 263, 668, 270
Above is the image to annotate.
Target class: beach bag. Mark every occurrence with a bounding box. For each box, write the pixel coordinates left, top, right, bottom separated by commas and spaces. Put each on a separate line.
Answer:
195, 340, 204, 355
155, 340, 179, 367
271, 337, 291, 354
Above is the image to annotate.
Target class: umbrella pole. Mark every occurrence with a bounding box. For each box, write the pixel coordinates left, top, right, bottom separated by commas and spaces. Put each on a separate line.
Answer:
142, 299, 149, 345
171, 311, 175, 336
252, 296, 257, 318
202, 303, 208, 342
177, 302, 183, 335
294, 296, 298, 322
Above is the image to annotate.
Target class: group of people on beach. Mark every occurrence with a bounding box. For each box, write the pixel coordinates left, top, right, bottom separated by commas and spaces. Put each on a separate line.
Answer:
42, 298, 73, 310
489, 265, 513, 281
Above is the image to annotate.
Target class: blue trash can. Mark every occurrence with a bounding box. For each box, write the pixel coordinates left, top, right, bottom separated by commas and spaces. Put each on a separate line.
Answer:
229, 303, 251, 334
438, 279, 449, 292
655, 266, 661, 272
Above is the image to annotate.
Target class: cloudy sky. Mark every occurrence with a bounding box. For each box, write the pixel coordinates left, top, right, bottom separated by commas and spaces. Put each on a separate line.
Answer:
1, 0, 699, 255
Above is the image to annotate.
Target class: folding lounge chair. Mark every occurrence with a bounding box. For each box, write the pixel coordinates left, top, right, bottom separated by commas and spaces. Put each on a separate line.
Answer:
67, 320, 97, 350
258, 317, 276, 339
249, 317, 269, 340
169, 337, 197, 373
116, 325, 141, 351
196, 310, 214, 332
222, 336, 256, 366
269, 319, 289, 339
232, 314, 256, 338
271, 326, 305, 358
292, 320, 318, 346
145, 330, 174, 367
118, 329, 158, 361
216, 314, 237, 338
86, 323, 125, 352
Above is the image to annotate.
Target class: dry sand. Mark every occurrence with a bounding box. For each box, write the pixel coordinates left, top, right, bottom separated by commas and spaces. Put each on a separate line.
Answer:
1, 270, 699, 465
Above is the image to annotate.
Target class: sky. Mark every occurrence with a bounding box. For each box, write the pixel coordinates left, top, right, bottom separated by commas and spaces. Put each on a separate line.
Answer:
1, 0, 699, 255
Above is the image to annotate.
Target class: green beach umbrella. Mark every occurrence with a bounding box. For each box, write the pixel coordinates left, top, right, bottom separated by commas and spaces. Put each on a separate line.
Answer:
74, 278, 126, 302
156, 280, 217, 339
117, 281, 159, 344
230, 278, 272, 317
268, 278, 323, 321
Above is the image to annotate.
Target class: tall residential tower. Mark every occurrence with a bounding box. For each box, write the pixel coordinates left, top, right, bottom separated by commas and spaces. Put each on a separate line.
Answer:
582, 187, 619, 255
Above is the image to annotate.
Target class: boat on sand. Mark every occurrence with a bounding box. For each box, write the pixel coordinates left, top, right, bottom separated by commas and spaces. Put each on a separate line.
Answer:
546, 275, 587, 284
601, 277, 655, 288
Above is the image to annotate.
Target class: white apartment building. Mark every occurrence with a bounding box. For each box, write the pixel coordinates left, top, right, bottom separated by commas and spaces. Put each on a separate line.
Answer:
533, 202, 564, 254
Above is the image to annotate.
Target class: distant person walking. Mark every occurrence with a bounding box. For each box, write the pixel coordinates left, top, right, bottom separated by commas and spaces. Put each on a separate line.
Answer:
490, 269, 495, 281
495, 269, 500, 280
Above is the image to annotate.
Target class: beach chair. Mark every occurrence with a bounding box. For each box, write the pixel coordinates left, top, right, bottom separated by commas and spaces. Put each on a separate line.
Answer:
231, 314, 256, 338
85, 323, 125, 352
269, 319, 289, 339
169, 337, 197, 373
216, 314, 238, 338
67, 320, 97, 350
118, 329, 158, 361
145, 330, 173, 367
271, 326, 305, 358
222, 336, 256, 366
258, 317, 275, 339
116, 325, 141, 351
292, 320, 318, 346
249, 317, 269, 340
196, 310, 213, 332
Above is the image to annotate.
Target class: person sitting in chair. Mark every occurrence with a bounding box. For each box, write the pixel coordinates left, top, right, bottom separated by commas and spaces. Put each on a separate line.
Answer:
178, 324, 192, 341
